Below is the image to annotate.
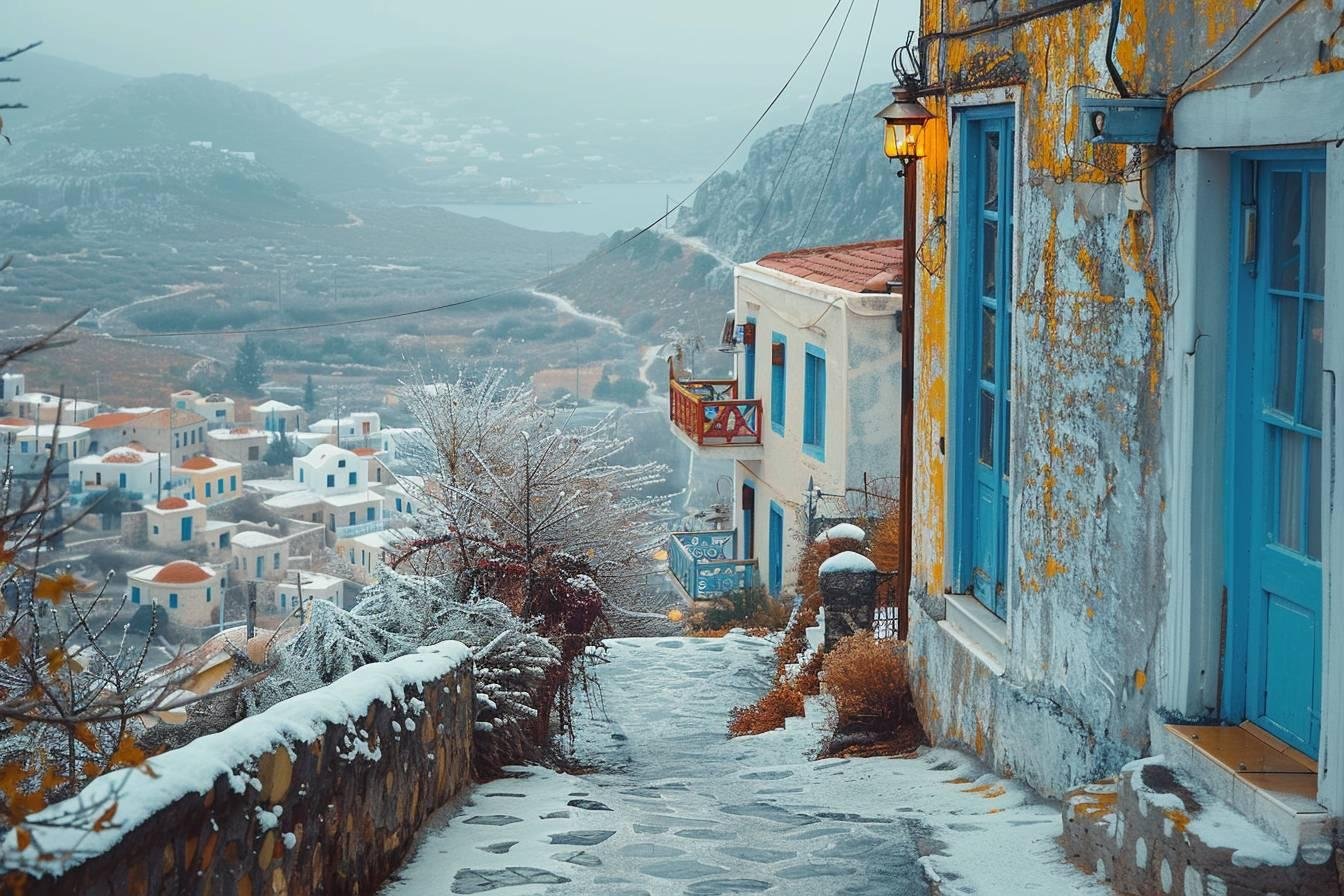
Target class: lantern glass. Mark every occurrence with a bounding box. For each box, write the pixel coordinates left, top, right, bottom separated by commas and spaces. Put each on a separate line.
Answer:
884, 120, 927, 161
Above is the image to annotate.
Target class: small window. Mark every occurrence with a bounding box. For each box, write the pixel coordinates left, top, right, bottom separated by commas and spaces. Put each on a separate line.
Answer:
348, 472, 357, 486
205, 482, 212, 497
338, 459, 346, 468
366, 507, 375, 521
395, 497, 403, 511
326, 474, 335, 488
217, 478, 224, 494
131, 586, 141, 604
348, 511, 357, 526
273, 552, 280, 569
299, 469, 305, 482
168, 593, 179, 609
20, 443, 28, 454
770, 334, 787, 434
803, 345, 827, 461
230, 475, 237, 490
280, 593, 287, 609
348, 549, 355, 563
206, 587, 212, 603
152, 525, 160, 535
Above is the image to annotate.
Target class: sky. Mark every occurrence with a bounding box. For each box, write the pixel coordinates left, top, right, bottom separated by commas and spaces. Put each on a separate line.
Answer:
10, 0, 918, 86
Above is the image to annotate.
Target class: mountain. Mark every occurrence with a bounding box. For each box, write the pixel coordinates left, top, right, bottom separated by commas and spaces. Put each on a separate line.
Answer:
0, 53, 130, 130
677, 83, 904, 263
16, 74, 395, 195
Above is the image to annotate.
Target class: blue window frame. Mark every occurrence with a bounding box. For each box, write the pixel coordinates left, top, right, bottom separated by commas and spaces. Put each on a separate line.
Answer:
230, 475, 237, 490
205, 482, 212, 498
769, 333, 786, 435
130, 586, 141, 604
326, 474, 335, 488
953, 106, 1015, 618
180, 516, 193, 542
348, 472, 357, 486
168, 593, 178, 609
348, 511, 357, 526
217, 478, 224, 494
802, 344, 826, 460
118, 472, 127, 488
366, 507, 376, 521
280, 593, 287, 609
767, 502, 784, 595
206, 587, 212, 603
299, 469, 305, 483
743, 316, 757, 400
256, 556, 264, 578
1225, 151, 1326, 756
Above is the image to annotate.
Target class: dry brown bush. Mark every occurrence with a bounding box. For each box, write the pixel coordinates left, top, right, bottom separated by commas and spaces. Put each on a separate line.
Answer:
821, 632, 912, 732
726, 683, 804, 736
794, 651, 823, 696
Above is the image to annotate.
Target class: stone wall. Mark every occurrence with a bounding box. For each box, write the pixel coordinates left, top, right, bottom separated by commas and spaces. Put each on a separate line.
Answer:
120, 509, 148, 547
2, 641, 474, 896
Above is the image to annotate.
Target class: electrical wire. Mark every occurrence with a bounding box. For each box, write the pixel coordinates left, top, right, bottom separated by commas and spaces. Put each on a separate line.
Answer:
744, 0, 856, 252
793, 0, 882, 250
102, 0, 851, 342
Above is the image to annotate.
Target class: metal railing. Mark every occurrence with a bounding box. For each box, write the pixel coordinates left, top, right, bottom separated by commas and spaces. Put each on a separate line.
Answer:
335, 519, 385, 539
667, 361, 762, 447
667, 530, 758, 599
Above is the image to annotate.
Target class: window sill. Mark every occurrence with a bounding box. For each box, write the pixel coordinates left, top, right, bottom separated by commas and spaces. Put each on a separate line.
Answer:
802, 443, 825, 462
941, 592, 1008, 676
770, 423, 785, 437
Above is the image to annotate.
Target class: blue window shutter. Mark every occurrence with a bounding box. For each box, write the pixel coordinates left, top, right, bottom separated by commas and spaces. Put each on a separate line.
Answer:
803, 345, 826, 460
770, 333, 787, 434
169, 593, 178, 609
348, 472, 357, 485
744, 317, 757, 399
326, 474, 335, 488
131, 586, 141, 604
119, 473, 127, 488
366, 507, 375, 521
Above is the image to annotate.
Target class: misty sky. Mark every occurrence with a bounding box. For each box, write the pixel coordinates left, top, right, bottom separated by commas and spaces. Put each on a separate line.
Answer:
12, 0, 917, 88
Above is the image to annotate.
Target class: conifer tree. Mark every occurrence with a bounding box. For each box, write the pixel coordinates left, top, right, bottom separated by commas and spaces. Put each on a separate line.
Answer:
232, 337, 265, 394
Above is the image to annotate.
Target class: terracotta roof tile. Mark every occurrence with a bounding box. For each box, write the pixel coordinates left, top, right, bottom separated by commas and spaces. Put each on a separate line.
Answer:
156, 496, 189, 511
0, 417, 28, 427
177, 455, 219, 470
755, 239, 903, 293
153, 560, 213, 585
83, 411, 143, 429
103, 449, 146, 464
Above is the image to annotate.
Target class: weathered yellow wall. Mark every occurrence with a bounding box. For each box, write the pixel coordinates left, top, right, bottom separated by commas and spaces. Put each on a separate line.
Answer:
908, 0, 1340, 793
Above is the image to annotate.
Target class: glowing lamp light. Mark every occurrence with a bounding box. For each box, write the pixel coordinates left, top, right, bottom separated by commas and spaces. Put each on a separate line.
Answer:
876, 86, 934, 165
667, 608, 684, 623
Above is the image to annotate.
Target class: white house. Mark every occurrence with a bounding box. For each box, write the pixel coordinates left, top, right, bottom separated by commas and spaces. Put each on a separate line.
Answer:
665, 240, 902, 600
309, 411, 380, 448
11, 424, 92, 475
12, 392, 98, 425
0, 372, 25, 407
144, 496, 234, 553
274, 572, 344, 615
294, 444, 367, 496
230, 530, 288, 581
194, 394, 236, 429
263, 444, 387, 536
206, 427, 270, 464
69, 447, 168, 499
127, 560, 226, 629
252, 399, 305, 434
335, 527, 415, 584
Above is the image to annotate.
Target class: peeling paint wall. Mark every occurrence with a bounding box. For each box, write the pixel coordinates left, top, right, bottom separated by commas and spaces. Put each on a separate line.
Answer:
908, 0, 1343, 798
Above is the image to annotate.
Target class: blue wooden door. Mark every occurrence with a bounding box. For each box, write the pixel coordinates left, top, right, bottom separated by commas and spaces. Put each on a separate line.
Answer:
1229, 155, 1326, 756
957, 109, 1014, 617
742, 483, 755, 559
180, 516, 192, 542
768, 502, 784, 596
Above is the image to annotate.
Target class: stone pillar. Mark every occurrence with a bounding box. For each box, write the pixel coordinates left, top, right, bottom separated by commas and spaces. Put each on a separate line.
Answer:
819, 551, 878, 650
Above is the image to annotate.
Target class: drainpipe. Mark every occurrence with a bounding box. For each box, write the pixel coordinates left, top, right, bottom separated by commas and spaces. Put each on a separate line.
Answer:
895, 161, 918, 642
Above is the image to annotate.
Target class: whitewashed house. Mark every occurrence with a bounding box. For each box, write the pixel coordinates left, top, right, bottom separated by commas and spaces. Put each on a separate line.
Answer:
11, 424, 92, 476
230, 530, 288, 582
263, 444, 386, 536
12, 392, 98, 425
69, 447, 167, 499
252, 399, 305, 434
127, 560, 226, 629
309, 411, 381, 449
665, 241, 902, 600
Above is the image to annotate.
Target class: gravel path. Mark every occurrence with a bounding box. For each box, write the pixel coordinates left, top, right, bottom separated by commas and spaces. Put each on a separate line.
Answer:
383, 634, 1110, 896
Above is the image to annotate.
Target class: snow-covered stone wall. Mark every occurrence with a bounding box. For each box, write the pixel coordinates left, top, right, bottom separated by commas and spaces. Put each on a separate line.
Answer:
2, 641, 474, 896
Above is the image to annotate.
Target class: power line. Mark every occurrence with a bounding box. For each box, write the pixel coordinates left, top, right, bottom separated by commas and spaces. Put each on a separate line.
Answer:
744, 0, 855, 251
106, 0, 849, 343
794, 0, 882, 250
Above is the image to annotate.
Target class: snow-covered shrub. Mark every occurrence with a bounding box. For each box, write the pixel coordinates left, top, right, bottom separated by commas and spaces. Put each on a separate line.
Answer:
821, 632, 912, 732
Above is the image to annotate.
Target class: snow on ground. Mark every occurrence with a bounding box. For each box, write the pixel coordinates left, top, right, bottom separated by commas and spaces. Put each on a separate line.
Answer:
384, 634, 1110, 895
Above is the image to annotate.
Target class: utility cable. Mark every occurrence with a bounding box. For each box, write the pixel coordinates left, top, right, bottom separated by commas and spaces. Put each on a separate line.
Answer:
99, 0, 850, 342
743, 0, 857, 254
793, 0, 881, 250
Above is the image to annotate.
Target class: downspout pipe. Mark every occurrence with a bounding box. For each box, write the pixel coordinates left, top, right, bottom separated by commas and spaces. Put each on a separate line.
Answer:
1106, 0, 1132, 97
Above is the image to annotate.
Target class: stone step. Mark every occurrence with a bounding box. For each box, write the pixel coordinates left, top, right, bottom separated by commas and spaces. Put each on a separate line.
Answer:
1062, 756, 1338, 894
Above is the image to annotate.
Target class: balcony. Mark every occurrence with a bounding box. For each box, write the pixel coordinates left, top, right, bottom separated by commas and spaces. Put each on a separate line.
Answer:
667, 530, 758, 601
335, 519, 385, 539
667, 364, 764, 460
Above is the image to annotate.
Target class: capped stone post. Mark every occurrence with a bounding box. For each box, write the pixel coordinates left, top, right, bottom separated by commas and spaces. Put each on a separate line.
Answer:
818, 550, 878, 651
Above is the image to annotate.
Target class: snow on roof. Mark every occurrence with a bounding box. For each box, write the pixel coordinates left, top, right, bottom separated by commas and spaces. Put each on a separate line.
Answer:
814, 523, 866, 543
284, 572, 345, 591
350, 527, 415, 549
818, 551, 876, 575
3, 641, 471, 872
253, 399, 301, 413
16, 424, 90, 438
231, 530, 283, 548
302, 443, 356, 464
209, 427, 267, 440
245, 478, 307, 495
322, 489, 382, 508
264, 490, 322, 510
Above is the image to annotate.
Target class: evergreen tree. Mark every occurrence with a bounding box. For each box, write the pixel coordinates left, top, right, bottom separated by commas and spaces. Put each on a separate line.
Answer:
302, 374, 317, 412
262, 434, 296, 467
233, 336, 265, 394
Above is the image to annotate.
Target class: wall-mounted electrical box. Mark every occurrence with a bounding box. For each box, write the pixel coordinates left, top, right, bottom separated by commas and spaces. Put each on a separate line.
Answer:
1079, 96, 1165, 145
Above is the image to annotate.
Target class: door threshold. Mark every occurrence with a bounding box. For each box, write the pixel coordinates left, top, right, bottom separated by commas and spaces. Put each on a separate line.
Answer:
1159, 722, 1327, 852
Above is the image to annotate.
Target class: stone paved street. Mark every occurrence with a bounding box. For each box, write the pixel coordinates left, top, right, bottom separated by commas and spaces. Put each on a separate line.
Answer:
383, 634, 1111, 895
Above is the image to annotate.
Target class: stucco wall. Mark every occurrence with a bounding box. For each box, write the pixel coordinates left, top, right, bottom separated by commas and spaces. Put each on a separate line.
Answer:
2, 642, 475, 896
902, 0, 1344, 796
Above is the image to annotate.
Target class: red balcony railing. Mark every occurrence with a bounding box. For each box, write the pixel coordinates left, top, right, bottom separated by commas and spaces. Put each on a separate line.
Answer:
667, 360, 762, 447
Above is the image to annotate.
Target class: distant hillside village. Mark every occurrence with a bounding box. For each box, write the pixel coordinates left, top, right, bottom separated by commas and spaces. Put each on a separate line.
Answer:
0, 368, 425, 643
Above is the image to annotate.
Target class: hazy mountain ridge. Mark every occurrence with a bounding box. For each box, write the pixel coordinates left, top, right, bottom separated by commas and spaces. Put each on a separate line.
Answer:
16, 73, 395, 195
678, 82, 904, 263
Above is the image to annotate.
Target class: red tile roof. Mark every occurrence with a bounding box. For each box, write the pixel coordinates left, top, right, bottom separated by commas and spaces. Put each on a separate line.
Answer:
0, 417, 28, 427
83, 411, 143, 429
755, 240, 903, 293
176, 455, 219, 470
156, 496, 189, 511
153, 560, 212, 585
134, 408, 206, 428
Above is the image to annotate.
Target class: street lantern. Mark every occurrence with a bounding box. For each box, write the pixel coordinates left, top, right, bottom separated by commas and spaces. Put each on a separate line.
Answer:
876, 85, 934, 166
